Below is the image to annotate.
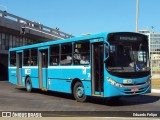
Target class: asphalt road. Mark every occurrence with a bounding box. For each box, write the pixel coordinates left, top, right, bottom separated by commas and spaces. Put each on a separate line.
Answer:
0, 81, 160, 117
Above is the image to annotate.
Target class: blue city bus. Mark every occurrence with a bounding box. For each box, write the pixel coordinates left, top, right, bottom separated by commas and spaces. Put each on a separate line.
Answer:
8, 32, 151, 102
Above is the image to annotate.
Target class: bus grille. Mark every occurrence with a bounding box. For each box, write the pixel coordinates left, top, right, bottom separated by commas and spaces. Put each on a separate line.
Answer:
124, 86, 147, 94
122, 82, 146, 86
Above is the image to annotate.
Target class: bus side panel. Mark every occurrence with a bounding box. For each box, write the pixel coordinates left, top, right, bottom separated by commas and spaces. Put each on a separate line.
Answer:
48, 67, 91, 94
42, 68, 47, 88
21, 76, 26, 87
82, 81, 91, 96
48, 68, 71, 93
30, 77, 39, 89
48, 79, 71, 93
22, 68, 39, 89
8, 68, 18, 85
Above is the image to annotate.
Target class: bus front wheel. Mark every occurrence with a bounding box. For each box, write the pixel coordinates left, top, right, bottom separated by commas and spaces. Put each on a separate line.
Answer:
25, 77, 32, 92
73, 82, 87, 102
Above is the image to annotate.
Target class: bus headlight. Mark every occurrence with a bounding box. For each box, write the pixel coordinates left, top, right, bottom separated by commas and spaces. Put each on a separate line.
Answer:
107, 77, 123, 87
146, 78, 151, 85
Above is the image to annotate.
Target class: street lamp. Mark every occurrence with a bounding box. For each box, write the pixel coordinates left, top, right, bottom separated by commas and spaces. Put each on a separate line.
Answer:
136, 0, 139, 32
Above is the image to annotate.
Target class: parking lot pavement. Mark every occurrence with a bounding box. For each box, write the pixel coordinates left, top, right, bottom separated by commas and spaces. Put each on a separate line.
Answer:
0, 81, 160, 117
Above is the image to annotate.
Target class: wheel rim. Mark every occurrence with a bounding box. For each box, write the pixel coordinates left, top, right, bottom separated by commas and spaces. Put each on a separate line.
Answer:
26, 81, 31, 91
76, 86, 84, 98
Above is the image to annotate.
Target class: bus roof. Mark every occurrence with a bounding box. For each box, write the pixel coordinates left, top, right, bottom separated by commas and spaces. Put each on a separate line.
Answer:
9, 32, 146, 51
9, 32, 109, 51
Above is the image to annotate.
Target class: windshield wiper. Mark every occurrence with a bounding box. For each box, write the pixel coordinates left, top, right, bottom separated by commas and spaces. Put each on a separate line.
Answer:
107, 67, 135, 72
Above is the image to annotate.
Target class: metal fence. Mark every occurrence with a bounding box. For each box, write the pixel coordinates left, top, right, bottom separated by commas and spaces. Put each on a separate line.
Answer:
0, 10, 74, 39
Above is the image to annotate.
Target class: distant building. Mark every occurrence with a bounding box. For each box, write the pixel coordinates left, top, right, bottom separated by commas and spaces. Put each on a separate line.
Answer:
0, 10, 74, 80
139, 30, 160, 78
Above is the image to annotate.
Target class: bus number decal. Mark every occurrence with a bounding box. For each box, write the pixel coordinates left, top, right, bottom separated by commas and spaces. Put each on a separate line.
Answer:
88, 73, 90, 79
25, 69, 31, 75
123, 79, 132, 84
82, 67, 86, 74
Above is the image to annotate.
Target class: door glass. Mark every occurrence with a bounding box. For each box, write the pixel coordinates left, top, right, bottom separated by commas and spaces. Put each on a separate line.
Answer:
42, 50, 48, 68
92, 42, 104, 94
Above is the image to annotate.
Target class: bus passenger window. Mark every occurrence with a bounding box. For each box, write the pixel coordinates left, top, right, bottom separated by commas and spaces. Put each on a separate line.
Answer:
30, 48, 37, 66
50, 45, 59, 66
60, 43, 72, 65
23, 49, 30, 66
80, 56, 89, 64
10, 51, 16, 66
73, 41, 90, 65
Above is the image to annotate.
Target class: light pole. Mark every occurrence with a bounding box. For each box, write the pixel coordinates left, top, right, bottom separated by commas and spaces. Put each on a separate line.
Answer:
136, 0, 139, 32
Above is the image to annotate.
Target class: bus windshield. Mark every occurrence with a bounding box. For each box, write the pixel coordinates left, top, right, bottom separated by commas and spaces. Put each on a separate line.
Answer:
106, 43, 150, 73
105, 32, 150, 75
107, 44, 149, 72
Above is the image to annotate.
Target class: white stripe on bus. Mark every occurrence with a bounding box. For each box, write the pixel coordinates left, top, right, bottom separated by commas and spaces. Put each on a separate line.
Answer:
9, 66, 91, 69
48, 66, 91, 69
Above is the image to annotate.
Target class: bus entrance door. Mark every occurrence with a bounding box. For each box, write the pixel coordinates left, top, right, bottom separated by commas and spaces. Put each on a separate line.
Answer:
91, 42, 104, 96
39, 49, 48, 90
17, 52, 22, 85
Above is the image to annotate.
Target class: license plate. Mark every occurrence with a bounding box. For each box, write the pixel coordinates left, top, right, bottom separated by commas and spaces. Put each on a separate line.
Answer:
131, 88, 138, 92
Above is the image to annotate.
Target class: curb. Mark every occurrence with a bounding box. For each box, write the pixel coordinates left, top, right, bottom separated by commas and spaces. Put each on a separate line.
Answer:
151, 89, 160, 93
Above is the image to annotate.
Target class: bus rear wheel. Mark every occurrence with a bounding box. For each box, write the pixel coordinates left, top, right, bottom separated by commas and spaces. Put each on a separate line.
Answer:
73, 82, 87, 102
25, 77, 32, 92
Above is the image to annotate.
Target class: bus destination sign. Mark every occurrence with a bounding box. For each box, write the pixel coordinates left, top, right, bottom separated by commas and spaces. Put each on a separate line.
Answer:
119, 36, 138, 41
114, 35, 143, 42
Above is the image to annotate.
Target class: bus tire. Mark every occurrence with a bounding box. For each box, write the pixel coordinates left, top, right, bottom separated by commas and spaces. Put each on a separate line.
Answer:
73, 82, 87, 102
25, 77, 32, 92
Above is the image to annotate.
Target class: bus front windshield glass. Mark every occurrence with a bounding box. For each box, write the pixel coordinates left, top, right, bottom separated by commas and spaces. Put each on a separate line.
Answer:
106, 43, 150, 72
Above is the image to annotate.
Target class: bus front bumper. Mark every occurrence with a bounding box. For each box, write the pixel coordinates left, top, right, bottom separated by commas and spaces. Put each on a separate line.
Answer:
104, 83, 151, 97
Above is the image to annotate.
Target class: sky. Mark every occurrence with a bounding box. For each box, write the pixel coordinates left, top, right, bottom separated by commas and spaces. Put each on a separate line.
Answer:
0, 0, 159, 36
